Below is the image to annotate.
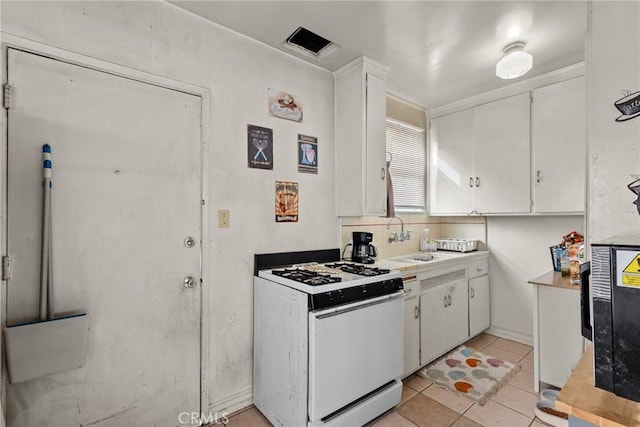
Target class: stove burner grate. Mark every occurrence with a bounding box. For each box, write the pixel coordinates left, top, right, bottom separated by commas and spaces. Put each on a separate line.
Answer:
324, 262, 391, 277
271, 268, 342, 285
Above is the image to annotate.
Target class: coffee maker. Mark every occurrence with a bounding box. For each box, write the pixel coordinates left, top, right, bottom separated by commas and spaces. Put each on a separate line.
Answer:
351, 232, 377, 264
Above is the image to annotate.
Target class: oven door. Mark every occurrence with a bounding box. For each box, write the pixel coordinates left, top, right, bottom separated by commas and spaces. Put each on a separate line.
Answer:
308, 291, 404, 422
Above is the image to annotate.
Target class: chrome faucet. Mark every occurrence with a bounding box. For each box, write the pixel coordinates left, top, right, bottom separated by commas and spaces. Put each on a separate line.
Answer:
387, 216, 412, 242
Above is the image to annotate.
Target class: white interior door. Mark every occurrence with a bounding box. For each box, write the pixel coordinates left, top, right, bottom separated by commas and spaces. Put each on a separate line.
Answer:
5, 48, 202, 426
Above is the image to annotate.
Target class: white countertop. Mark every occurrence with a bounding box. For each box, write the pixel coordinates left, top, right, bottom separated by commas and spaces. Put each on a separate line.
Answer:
374, 250, 489, 275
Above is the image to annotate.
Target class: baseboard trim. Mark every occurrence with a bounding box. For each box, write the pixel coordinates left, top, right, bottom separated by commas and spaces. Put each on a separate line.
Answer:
487, 325, 533, 347
209, 386, 253, 415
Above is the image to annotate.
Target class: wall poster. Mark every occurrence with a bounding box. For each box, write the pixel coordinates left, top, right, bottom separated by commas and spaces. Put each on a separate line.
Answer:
275, 181, 299, 222
268, 88, 303, 122
247, 124, 273, 169
297, 134, 318, 174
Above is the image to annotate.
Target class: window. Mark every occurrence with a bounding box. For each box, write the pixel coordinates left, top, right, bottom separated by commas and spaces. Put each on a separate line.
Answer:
385, 118, 426, 211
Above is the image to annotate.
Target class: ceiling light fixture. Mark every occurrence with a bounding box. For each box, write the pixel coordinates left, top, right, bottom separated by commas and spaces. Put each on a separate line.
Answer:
496, 41, 533, 80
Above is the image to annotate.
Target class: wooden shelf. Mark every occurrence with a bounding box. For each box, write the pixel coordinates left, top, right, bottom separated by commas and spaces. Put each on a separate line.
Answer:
556, 345, 640, 427
528, 270, 579, 291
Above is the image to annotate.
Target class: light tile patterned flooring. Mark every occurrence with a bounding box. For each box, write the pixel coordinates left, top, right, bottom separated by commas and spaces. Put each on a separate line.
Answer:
226, 334, 549, 427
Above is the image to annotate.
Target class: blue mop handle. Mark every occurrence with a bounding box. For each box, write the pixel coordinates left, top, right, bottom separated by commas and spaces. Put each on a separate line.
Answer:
43, 144, 52, 180
40, 144, 53, 320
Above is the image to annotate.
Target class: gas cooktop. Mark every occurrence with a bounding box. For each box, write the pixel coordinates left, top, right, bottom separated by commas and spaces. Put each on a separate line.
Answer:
269, 262, 393, 285
324, 262, 392, 277
255, 250, 404, 309
261, 261, 401, 294
270, 268, 342, 286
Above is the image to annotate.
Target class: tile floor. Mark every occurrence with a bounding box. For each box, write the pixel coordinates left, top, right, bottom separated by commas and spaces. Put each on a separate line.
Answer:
225, 334, 550, 427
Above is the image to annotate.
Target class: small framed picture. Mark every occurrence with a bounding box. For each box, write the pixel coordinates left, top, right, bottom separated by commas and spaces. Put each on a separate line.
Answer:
247, 124, 273, 169
268, 88, 303, 123
275, 181, 299, 222
297, 134, 318, 174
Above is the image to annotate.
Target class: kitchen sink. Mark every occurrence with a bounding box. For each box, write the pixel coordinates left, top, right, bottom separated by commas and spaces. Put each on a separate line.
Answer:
394, 252, 458, 263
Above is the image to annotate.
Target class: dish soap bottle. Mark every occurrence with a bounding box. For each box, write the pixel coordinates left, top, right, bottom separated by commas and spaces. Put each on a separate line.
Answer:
419, 228, 430, 252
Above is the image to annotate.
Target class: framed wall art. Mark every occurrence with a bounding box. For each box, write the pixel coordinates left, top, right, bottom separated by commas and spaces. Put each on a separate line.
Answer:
268, 88, 303, 123
248, 124, 273, 169
275, 181, 299, 222
297, 134, 317, 174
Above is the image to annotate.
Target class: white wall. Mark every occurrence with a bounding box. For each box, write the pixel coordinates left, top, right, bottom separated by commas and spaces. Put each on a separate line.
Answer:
1, 0, 338, 414
486, 216, 584, 344
587, 2, 640, 243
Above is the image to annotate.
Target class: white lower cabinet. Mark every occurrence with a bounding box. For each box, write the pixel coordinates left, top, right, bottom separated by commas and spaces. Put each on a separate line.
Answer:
534, 284, 583, 390
420, 278, 470, 365
469, 272, 490, 337
469, 275, 490, 337
403, 294, 421, 377
419, 286, 448, 365
402, 254, 490, 377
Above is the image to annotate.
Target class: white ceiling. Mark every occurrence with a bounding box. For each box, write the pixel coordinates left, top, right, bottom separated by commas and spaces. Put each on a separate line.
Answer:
170, 1, 587, 110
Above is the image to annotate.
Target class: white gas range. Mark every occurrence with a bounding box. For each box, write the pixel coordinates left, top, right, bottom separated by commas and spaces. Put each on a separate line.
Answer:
253, 249, 404, 427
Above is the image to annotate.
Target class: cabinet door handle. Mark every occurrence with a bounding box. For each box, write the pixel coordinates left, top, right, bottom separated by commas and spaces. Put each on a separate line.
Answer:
470, 287, 475, 298
444, 294, 451, 307
381, 167, 385, 180
469, 177, 474, 188
475, 177, 480, 187
536, 170, 542, 183
415, 305, 420, 319
448, 295, 452, 306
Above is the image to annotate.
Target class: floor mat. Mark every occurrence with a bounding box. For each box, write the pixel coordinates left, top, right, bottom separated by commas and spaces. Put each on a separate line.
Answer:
418, 345, 520, 405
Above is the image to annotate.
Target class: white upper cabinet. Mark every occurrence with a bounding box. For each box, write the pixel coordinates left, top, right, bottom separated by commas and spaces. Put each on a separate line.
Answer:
429, 108, 474, 215
473, 93, 531, 214
429, 93, 531, 214
335, 57, 389, 216
532, 77, 586, 213
428, 71, 586, 216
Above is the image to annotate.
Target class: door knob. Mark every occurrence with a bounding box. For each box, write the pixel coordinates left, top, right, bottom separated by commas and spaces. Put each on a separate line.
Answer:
183, 276, 197, 288
184, 237, 196, 248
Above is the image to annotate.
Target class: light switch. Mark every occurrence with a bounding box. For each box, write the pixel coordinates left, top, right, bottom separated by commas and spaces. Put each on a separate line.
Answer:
218, 209, 230, 228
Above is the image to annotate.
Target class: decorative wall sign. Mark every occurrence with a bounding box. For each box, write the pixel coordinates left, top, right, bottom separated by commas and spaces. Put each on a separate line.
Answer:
615, 90, 640, 122
268, 88, 303, 122
275, 181, 299, 222
298, 134, 318, 174
247, 124, 273, 169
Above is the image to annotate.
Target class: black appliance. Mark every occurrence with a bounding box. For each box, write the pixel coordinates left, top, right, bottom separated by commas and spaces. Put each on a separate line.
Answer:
582, 235, 640, 402
351, 231, 377, 264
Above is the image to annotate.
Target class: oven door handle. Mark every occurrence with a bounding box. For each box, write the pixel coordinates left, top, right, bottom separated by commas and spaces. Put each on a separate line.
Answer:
313, 290, 405, 319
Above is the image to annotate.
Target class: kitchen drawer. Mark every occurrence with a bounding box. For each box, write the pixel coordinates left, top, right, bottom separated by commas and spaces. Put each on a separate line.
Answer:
468, 262, 488, 278
402, 275, 419, 297
420, 269, 467, 292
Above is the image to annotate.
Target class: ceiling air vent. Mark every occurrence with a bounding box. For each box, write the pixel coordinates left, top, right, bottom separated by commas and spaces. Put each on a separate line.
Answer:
283, 26, 340, 61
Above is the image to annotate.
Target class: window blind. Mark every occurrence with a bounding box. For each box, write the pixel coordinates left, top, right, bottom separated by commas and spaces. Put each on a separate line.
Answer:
385, 119, 426, 211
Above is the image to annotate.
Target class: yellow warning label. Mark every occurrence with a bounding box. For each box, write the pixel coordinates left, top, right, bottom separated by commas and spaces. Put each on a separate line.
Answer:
623, 254, 640, 273
622, 274, 640, 287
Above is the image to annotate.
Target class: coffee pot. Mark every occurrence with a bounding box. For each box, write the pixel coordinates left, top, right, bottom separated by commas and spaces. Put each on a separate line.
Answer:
351, 231, 377, 264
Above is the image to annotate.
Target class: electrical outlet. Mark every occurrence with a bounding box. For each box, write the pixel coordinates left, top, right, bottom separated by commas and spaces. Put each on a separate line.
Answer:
218, 209, 230, 228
